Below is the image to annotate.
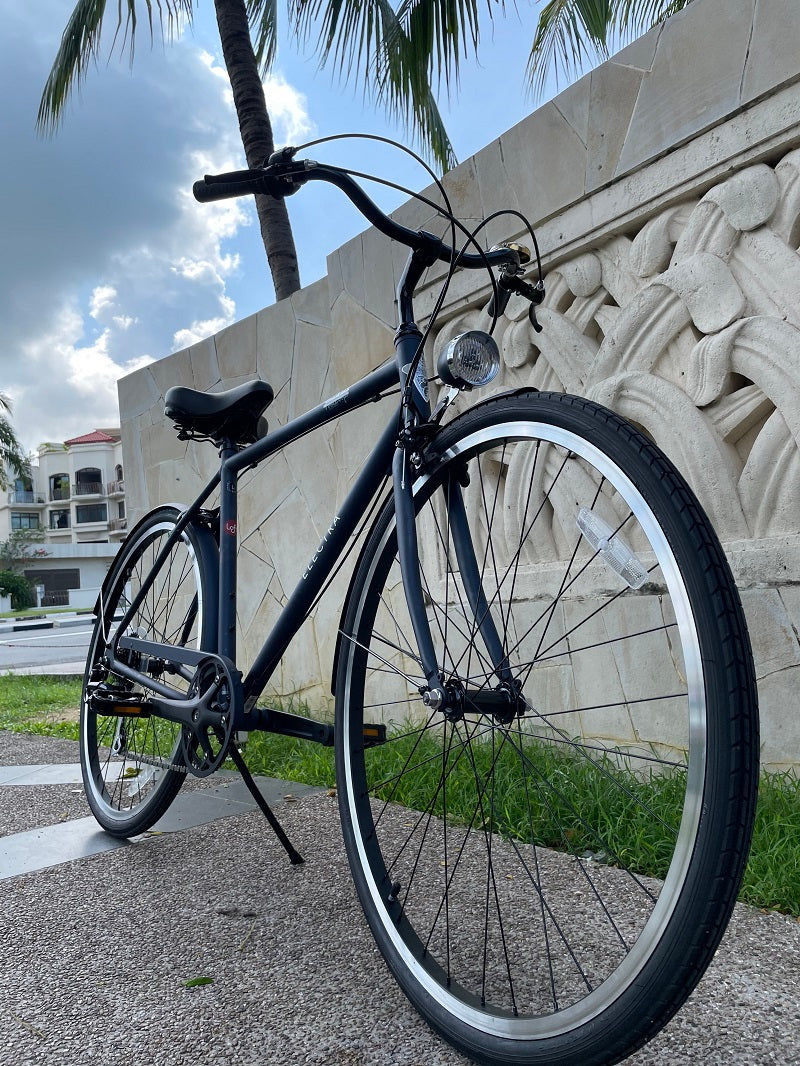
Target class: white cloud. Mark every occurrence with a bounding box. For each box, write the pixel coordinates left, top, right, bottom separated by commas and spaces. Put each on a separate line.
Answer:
89, 285, 118, 319
264, 73, 314, 146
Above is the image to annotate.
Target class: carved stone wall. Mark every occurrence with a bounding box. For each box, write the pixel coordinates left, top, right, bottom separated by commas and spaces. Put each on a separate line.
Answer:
119, 0, 800, 769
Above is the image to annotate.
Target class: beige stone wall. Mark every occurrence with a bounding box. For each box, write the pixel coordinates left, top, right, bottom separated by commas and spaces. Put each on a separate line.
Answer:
119, 0, 800, 768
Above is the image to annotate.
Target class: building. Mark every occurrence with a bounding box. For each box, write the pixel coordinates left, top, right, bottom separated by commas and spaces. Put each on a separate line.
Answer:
1, 429, 126, 607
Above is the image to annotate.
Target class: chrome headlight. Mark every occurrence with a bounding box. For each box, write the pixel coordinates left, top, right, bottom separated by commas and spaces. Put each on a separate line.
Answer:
436, 331, 500, 390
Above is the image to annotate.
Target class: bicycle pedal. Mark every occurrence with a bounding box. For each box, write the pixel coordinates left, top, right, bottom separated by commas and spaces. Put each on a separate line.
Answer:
90, 691, 153, 718
362, 723, 386, 747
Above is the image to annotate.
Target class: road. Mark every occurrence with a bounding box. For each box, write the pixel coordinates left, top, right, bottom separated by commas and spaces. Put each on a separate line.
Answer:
0, 619, 92, 674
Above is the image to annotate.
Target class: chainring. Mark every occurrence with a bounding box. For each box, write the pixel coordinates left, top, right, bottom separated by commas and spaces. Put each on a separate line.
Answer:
180, 658, 240, 777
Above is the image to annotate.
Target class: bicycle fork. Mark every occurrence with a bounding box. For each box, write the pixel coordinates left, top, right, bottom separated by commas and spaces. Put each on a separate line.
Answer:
392, 345, 521, 725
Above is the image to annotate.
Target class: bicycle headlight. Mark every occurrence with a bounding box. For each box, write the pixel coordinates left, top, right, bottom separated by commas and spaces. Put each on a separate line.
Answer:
436, 331, 500, 390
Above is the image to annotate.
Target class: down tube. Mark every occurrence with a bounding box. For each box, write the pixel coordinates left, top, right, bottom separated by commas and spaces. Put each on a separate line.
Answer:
242, 415, 398, 710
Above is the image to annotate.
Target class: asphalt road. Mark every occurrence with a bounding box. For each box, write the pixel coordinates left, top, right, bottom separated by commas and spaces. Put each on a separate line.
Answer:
0, 620, 91, 674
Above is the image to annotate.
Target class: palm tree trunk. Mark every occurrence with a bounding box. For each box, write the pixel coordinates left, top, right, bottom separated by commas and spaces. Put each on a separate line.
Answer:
214, 0, 301, 300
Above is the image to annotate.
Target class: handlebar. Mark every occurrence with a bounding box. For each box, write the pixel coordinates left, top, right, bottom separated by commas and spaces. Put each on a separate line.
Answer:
193, 157, 520, 273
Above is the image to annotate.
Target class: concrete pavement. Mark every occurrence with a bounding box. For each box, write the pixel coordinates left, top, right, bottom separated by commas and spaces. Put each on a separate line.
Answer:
1, 730, 798, 1066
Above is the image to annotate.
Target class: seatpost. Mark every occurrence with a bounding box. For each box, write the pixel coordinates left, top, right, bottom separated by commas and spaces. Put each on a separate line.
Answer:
218, 439, 239, 661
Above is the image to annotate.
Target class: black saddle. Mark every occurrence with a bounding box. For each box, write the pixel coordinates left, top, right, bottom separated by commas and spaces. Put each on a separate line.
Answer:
164, 379, 274, 445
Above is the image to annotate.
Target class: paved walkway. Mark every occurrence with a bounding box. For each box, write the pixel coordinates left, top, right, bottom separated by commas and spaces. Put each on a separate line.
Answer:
1, 731, 798, 1065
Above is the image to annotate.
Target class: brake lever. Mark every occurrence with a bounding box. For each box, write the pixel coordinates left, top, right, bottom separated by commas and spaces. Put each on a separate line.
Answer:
485, 273, 545, 332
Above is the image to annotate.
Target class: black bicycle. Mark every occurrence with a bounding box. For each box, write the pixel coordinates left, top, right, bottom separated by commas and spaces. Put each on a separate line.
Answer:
81, 139, 759, 1066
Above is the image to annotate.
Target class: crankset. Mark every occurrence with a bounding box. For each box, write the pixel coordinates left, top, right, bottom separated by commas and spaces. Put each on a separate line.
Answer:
180, 658, 240, 777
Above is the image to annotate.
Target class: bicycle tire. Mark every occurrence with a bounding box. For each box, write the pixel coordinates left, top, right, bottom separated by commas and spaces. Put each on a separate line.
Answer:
81, 506, 218, 837
335, 390, 758, 1065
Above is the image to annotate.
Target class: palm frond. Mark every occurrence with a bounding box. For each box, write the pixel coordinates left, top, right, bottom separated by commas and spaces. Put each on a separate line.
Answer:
288, 0, 457, 170
37, 0, 193, 133
247, 0, 280, 74
613, 0, 693, 36
526, 0, 614, 99
0, 396, 29, 488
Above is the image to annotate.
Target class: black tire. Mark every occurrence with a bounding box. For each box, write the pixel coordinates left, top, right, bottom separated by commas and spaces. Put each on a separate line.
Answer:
335, 391, 758, 1066
81, 506, 218, 837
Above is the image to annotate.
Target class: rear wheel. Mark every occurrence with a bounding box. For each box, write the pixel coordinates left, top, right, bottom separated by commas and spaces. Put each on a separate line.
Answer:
335, 391, 758, 1065
81, 507, 217, 837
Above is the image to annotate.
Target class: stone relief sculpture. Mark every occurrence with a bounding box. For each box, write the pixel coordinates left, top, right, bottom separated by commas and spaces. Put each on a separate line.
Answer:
427, 152, 800, 767
433, 154, 800, 547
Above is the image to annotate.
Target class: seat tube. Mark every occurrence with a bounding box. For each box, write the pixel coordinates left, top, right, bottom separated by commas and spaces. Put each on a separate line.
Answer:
219, 442, 239, 661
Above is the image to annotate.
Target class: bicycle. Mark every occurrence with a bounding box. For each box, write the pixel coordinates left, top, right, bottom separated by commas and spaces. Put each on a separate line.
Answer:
81, 138, 759, 1066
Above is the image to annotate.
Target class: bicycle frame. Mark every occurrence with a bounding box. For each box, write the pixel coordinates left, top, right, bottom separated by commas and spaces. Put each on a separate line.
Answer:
105, 239, 511, 739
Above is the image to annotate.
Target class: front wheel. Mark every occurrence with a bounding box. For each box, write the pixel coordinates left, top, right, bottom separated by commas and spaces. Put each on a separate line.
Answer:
81, 507, 218, 837
335, 391, 758, 1065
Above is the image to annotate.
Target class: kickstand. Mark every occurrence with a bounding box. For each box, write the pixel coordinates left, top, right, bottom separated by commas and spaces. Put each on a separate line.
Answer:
228, 744, 304, 865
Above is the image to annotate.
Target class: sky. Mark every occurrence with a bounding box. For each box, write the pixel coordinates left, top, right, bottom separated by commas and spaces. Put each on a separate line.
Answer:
0, 0, 560, 456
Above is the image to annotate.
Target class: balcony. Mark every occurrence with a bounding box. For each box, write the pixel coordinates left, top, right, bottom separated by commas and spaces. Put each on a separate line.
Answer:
107, 479, 125, 496
108, 517, 127, 532
8, 490, 45, 505
73, 481, 104, 497
49, 487, 71, 502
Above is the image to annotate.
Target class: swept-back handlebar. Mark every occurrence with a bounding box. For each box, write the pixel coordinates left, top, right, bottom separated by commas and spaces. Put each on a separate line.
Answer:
193, 158, 520, 272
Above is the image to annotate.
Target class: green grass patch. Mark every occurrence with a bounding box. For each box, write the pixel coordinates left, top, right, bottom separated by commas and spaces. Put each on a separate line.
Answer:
2, 679, 797, 917
242, 715, 800, 917
0, 674, 82, 740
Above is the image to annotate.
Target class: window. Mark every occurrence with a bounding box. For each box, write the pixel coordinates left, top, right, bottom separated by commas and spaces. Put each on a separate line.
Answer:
50, 510, 70, 530
118, 501, 126, 518
75, 503, 107, 524
11, 513, 40, 530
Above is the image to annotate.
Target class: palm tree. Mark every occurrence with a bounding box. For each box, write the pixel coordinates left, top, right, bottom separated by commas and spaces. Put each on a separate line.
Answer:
0, 395, 30, 492
38, 1, 693, 299
37, 0, 459, 301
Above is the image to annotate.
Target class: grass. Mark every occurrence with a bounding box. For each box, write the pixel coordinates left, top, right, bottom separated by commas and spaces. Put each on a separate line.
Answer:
1, 677, 797, 916
0, 674, 81, 740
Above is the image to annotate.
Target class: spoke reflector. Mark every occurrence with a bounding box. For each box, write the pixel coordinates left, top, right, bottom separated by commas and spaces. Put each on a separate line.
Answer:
576, 508, 647, 590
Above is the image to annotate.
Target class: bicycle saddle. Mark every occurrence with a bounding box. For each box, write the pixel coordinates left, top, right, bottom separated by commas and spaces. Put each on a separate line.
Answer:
164, 379, 274, 445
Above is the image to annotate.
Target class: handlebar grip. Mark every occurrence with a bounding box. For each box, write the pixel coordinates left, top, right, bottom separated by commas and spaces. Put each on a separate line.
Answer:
193, 169, 272, 203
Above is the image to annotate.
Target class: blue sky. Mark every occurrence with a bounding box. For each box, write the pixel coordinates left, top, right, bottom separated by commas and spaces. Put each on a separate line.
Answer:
1, 0, 561, 454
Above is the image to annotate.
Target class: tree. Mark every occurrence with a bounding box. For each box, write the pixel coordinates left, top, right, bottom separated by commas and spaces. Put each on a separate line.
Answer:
0, 529, 49, 574
0, 570, 35, 611
37, 0, 458, 301
0, 394, 30, 493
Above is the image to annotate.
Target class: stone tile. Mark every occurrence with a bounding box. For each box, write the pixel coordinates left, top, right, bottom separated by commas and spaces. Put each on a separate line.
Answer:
739, 588, 800, 680
742, 0, 800, 105
587, 60, 647, 192
757, 666, 800, 771
216, 312, 257, 380
149, 347, 193, 399
256, 299, 296, 428
188, 336, 221, 392
616, 0, 756, 177
290, 276, 332, 328
117, 363, 160, 420
609, 20, 661, 73
361, 225, 399, 328
330, 291, 395, 386
287, 319, 332, 421
551, 74, 591, 149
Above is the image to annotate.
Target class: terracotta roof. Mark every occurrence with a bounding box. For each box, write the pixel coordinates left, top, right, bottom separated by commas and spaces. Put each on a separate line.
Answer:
63, 429, 120, 446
